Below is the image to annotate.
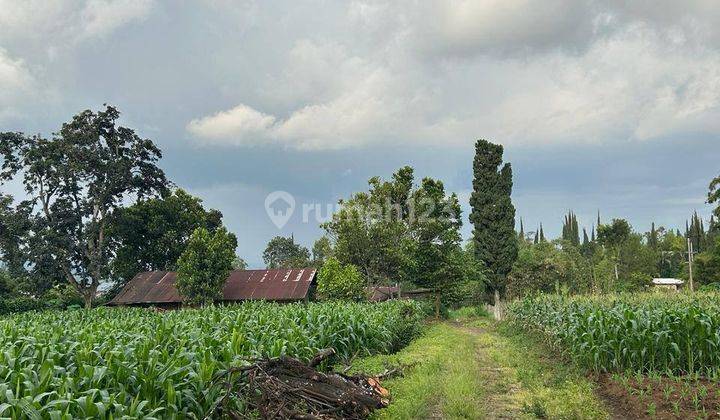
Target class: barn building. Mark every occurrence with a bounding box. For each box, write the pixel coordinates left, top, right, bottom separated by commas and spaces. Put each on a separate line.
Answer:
108, 268, 317, 308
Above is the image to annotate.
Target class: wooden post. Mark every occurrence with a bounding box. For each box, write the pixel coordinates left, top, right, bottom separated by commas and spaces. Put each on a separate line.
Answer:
434, 291, 440, 319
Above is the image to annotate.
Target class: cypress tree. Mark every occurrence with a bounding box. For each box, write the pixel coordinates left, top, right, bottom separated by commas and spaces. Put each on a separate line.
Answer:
648, 222, 658, 249
582, 228, 589, 245
518, 218, 525, 241
534, 229, 539, 244
591, 226, 596, 242
470, 139, 518, 301
539, 223, 546, 242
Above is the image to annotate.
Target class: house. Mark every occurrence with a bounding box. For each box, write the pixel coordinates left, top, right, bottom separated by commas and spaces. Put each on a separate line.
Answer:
108, 268, 317, 308
652, 278, 684, 292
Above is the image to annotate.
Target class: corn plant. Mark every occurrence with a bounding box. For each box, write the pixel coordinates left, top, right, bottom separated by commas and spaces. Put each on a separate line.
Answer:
0, 300, 424, 419
507, 292, 720, 376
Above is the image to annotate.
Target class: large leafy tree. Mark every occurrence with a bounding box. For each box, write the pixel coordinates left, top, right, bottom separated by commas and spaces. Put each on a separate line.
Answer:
469, 139, 518, 302
407, 178, 463, 296
0, 106, 168, 307
311, 236, 333, 267
322, 167, 415, 284
597, 218, 632, 284
262, 235, 311, 269
108, 189, 224, 291
176, 227, 236, 306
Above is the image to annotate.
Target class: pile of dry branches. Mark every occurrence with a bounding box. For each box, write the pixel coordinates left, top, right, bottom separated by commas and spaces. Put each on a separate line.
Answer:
208, 349, 391, 419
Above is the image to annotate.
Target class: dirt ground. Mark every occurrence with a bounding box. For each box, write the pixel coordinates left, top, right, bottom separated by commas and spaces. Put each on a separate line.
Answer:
596, 374, 720, 419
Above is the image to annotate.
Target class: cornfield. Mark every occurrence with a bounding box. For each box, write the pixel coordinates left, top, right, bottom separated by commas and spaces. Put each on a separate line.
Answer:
0, 300, 424, 419
507, 293, 720, 376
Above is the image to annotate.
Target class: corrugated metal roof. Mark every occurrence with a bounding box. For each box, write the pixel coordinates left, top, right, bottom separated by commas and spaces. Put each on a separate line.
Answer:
109, 268, 317, 305
652, 278, 684, 285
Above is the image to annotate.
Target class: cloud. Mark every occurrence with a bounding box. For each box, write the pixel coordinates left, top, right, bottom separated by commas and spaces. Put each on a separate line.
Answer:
77, 0, 155, 41
0, 0, 155, 45
0, 48, 36, 121
188, 22, 720, 150
186, 104, 277, 144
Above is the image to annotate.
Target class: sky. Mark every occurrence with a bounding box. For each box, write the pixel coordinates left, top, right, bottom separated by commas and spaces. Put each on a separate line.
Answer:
1, 0, 719, 267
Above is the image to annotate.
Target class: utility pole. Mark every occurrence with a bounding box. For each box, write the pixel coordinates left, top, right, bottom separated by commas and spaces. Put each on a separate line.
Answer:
687, 238, 695, 292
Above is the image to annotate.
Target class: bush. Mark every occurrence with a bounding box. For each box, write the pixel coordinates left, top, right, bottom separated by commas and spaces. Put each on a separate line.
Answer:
176, 227, 236, 306
316, 257, 367, 301
0, 296, 47, 315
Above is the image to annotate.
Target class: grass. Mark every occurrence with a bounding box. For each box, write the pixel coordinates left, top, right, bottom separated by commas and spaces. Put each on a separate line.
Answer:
349, 309, 610, 419
349, 322, 484, 419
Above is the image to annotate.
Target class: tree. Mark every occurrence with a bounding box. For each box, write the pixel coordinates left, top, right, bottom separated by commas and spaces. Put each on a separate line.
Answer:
232, 256, 247, 270
469, 140, 518, 303
311, 236, 333, 267
562, 211, 580, 246
597, 219, 632, 284
316, 257, 366, 301
176, 227, 236, 306
695, 237, 720, 286
506, 241, 566, 298
108, 189, 225, 293
406, 177, 464, 302
0, 106, 168, 307
322, 167, 415, 284
263, 236, 311, 269
710, 173, 720, 218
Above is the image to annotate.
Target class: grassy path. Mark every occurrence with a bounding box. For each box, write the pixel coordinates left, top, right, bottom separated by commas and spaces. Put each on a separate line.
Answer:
351, 316, 610, 419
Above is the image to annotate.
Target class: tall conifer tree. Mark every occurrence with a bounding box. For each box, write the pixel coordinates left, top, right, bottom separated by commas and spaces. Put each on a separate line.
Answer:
470, 140, 518, 301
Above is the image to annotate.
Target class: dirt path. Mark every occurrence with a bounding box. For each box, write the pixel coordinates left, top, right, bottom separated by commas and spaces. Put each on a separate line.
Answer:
353, 317, 610, 419
452, 321, 527, 418
446, 318, 611, 419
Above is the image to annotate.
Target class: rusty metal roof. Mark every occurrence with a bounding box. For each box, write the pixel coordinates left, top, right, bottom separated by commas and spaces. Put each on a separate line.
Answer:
108, 268, 317, 305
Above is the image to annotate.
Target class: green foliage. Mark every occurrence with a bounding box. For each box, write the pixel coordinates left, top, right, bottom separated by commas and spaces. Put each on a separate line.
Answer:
322, 166, 416, 284
695, 237, 720, 285
506, 241, 567, 298
562, 211, 580, 246
262, 235, 311, 269
109, 189, 225, 292
469, 139, 518, 296
176, 227, 237, 306
508, 293, 720, 375
597, 219, 632, 249
0, 300, 424, 418
311, 236, 333, 267
709, 173, 720, 219
323, 166, 469, 302
0, 106, 169, 307
232, 256, 247, 270
316, 257, 366, 301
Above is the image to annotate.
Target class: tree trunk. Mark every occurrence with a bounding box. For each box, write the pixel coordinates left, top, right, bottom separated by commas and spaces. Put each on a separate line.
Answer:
493, 289, 502, 320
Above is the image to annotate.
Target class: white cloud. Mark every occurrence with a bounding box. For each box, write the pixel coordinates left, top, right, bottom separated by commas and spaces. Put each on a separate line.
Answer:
77, 0, 155, 41
0, 0, 155, 45
186, 104, 277, 144
0, 48, 36, 121
188, 21, 720, 150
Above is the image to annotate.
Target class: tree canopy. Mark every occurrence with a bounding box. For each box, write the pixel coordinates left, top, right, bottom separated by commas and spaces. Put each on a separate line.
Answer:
263, 236, 311, 269
109, 188, 226, 291
469, 139, 518, 299
176, 227, 236, 306
0, 106, 168, 307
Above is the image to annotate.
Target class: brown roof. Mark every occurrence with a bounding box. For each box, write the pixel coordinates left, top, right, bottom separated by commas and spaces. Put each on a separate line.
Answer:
109, 268, 317, 305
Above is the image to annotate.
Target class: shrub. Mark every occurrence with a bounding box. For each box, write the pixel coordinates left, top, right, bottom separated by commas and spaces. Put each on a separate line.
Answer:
176, 227, 236, 306
316, 257, 367, 301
